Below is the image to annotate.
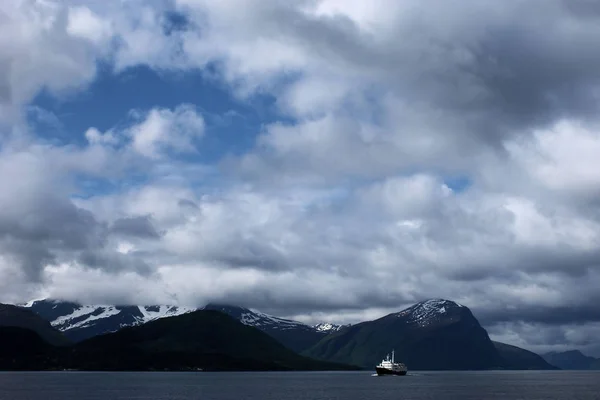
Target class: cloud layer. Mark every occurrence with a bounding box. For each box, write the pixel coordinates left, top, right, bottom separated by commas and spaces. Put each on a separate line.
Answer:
1, 0, 600, 356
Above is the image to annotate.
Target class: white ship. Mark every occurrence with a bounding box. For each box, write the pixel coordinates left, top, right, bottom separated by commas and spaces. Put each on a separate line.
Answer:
375, 350, 407, 376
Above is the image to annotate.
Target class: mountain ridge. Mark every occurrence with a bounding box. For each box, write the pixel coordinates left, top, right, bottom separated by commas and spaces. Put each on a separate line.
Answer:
0, 304, 71, 346
303, 299, 556, 370
202, 303, 345, 353
0, 309, 359, 372
20, 299, 195, 342
20, 299, 344, 350
542, 350, 600, 370
17, 297, 559, 370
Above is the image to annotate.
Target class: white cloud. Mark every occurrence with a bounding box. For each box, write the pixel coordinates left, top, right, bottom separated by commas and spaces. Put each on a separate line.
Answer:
507, 120, 600, 196
67, 6, 113, 45
127, 104, 205, 159
0, 1, 101, 123
85, 127, 119, 146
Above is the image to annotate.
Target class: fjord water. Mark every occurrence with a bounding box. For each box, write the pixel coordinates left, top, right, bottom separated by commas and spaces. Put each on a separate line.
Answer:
0, 371, 599, 400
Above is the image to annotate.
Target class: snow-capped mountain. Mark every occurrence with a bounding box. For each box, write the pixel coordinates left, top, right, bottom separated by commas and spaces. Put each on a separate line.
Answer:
202, 303, 347, 353
21, 299, 195, 342
20, 299, 346, 350
394, 298, 466, 328
203, 303, 311, 331
306, 298, 557, 371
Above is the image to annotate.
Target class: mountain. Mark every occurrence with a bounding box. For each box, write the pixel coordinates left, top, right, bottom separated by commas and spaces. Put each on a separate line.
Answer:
202, 303, 345, 353
21, 299, 195, 342
22, 299, 344, 350
304, 299, 555, 370
18, 298, 555, 371
542, 350, 600, 370
0, 310, 359, 371
0, 304, 70, 346
493, 341, 557, 370
0, 326, 66, 371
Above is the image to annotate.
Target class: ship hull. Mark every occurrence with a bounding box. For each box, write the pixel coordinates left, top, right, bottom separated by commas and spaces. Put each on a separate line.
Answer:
375, 367, 407, 376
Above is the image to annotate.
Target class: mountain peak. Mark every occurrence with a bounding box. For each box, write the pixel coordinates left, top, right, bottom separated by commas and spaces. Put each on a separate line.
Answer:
203, 303, 309, 331
392, 298, 467, 327
416, 298, 465, 308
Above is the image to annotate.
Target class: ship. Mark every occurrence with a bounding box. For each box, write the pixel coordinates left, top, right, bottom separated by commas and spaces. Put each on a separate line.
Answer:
375, 350, 407, 376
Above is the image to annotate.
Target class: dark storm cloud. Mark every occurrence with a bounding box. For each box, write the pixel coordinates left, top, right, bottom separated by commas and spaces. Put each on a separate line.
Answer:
207, 237, 290, 271
487, 320, 600, 356
224, 0, 600, 188
563, 0, 600, 18
110, 215, 162, 239
469, 24, 600, 131
78, 249, 153, 275
314, 1, 598, 133
0, 195, 107, 280
177, 198, 199, 209
0, 197, 101, 249
477, 302, 600, 326
442, 247, 600, 283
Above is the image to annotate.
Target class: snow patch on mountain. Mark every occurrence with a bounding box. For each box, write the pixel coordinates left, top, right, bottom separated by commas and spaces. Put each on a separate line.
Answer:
21, 299, 195, 336
313, 323, 347, 332
395, 299, 464, 327
22, 298, 46, 308
137, 305, 195, 323
204, 304, 310, 331
52, 305, 121, 330
246, 310, 309, 330
23, 299, 346, 345
203, 303, 345, 333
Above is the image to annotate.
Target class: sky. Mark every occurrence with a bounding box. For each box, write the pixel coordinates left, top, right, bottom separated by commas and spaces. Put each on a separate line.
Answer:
1, 0, 600, 356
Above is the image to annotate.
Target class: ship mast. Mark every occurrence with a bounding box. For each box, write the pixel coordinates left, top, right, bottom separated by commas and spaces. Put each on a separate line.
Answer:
392, 349, 395, 363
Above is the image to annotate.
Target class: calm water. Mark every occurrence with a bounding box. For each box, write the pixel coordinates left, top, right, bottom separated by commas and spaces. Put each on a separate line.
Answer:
0, 371, 599, 400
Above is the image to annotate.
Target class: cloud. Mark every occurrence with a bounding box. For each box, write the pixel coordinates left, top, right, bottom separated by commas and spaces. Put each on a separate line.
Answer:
0, 147, 108, 281
85, 127, 120, 146
67, 6, 113, 45
110, 215, 162, 239
506, 120, 600, 197
127, 104, 205, 159
0, 1, 101, 124
175, 0, 600, 186
1, 0, 600, 356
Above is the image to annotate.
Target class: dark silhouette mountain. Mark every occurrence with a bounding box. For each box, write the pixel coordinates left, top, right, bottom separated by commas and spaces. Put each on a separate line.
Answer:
304, 299, 555, 370
0, 310, 358, 371
304, 299, 503, 370
0, 327, 66, 370
493, 341, 557, 370
21, 299, 193, 342
202, 303, 344, 353
0, 304, 70, 346
68, 309, 356, 371
542, 350, 600, 370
